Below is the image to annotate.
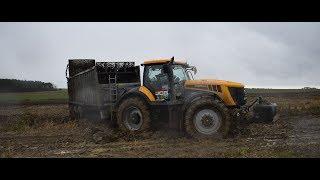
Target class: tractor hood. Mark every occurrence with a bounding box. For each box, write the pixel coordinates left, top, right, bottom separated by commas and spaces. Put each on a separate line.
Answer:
185, 79, 244, 88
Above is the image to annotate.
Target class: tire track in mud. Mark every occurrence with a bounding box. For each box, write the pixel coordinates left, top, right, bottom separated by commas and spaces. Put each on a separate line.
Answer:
285, 115, 320, 157
290, 116, 320, 143
1, 103, 320, 157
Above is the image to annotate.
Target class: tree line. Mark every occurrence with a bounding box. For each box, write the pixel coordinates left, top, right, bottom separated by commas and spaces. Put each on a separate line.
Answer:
0, 79, 57, 92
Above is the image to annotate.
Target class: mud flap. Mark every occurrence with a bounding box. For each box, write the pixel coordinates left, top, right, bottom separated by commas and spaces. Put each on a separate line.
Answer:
251, 103, 277, 123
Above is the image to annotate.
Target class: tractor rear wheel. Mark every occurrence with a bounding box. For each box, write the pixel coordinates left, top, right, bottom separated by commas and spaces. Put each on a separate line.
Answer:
116, 97, 151, 133
184, 98, 231, 139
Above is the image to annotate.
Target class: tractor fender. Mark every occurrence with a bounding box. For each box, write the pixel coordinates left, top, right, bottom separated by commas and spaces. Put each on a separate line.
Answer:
179, 90, 223, 130
114, 87, 151, 110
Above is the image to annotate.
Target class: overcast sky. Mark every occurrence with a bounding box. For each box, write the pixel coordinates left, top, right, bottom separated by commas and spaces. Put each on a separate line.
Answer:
0, 22, 319, 88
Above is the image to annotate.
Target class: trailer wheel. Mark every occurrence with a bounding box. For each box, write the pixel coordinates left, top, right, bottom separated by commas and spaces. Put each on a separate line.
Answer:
74, 106, 83, 120
73, 106, 78, 119
184, 98, 231, 139
116, 97, 151, 133
69, 105, 76, 120
78, 106, 84, 119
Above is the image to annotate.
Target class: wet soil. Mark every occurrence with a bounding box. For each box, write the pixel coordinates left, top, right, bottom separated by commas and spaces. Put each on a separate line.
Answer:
0, 104, 319, 158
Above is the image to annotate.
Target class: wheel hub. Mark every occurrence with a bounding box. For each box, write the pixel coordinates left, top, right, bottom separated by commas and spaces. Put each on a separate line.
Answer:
124, 107, 143, 131
201, 115, 214, 127
193, 109, 222, 135
129, 112, 141, 124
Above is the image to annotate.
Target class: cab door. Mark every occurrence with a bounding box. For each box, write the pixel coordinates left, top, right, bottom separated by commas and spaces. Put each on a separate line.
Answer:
143, 64, 170, 101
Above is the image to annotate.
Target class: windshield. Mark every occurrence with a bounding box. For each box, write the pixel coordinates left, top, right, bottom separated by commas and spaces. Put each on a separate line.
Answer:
172, 65, 191, 83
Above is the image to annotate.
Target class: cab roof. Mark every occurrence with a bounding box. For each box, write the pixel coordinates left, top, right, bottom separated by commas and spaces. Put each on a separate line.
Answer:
142, 58, 187, 65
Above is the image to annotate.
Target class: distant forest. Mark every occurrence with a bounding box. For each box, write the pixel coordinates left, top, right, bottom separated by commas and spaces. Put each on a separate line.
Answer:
0, 79, 57, 92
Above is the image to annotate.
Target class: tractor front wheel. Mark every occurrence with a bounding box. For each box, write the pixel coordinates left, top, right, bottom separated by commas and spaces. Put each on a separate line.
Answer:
184, 98, 231, 139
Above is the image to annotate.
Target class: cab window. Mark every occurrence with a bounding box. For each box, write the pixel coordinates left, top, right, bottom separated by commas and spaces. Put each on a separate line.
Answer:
172, 65, 189, 83
143, 65, 169, 93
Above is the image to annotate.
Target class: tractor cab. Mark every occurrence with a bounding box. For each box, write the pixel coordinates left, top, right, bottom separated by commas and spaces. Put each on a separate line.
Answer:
141, 57, 195, 102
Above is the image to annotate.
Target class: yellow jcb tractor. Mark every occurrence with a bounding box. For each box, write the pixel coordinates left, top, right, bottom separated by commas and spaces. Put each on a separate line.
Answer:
66, 57, 277, 138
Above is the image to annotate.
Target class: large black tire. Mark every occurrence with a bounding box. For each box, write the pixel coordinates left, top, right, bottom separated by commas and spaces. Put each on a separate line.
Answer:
184, 97, 231, 139
74, 106, 84, 120
69, 105, 76, 121
116, 97, 151, 134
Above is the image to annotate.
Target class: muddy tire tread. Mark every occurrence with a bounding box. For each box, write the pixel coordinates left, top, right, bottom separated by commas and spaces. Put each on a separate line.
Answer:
184, 97, 232, 139
116, 97, 151, 134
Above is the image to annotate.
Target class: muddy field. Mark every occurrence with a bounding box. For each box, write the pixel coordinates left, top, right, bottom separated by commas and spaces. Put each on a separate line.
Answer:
1, 91, 320, 158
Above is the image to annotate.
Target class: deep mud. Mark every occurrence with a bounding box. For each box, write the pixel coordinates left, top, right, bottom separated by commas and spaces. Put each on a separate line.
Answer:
0, 103, 319, 158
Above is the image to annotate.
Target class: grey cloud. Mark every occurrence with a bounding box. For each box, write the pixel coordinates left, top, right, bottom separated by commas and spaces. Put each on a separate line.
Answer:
0, 22, 319, 88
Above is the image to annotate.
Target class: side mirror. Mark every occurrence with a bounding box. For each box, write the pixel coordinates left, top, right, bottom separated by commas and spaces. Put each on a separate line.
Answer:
191, 66, 197, 74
